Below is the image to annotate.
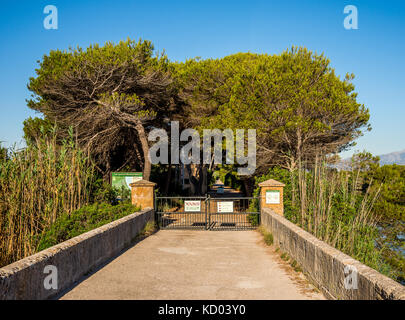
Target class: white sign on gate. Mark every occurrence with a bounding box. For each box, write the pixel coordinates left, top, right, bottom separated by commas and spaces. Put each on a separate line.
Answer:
217, 201, 234, 213
266, 190, 280, 204
184, 200, 201, 212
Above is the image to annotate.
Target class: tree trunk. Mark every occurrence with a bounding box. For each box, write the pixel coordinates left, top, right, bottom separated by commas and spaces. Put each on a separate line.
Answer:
186, 164, 201, 196
201, 165, 208, 195
290, 169, 296, 207
164, 164, 172, 195
135, 121, 151, 181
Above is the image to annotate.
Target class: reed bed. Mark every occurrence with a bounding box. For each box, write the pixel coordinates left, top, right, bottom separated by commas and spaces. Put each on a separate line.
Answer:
0, 130, 94, 267
255, 159, 384, 273
289, 159, 383, 270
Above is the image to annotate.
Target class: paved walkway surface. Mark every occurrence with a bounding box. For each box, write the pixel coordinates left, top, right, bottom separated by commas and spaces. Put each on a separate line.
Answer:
60, 230, 325, 300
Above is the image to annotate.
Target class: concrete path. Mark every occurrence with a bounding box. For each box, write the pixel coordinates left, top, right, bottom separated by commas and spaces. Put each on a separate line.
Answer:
60, 230, 324, 300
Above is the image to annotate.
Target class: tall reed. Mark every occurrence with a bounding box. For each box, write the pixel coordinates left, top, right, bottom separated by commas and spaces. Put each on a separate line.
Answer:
0, 129, 94, 267
291, 158, 382, 269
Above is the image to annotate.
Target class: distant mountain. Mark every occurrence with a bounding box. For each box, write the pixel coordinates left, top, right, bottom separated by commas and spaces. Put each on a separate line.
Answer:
379, 149, 405, 165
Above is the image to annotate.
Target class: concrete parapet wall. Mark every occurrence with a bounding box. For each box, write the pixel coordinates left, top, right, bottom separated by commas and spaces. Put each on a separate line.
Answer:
0, 209, 154, 300
261, 207, 405, 300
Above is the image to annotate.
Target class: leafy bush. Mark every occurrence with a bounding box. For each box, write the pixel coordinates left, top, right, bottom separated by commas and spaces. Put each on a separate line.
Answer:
37, 202, 139, 251
90, 178, 119, 204
247, 213, 260, 226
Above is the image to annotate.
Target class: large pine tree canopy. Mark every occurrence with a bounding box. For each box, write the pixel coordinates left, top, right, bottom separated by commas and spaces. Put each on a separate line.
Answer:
27, 40, 369, 178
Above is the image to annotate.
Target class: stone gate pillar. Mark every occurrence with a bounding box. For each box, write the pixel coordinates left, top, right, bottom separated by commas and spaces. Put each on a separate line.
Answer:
258, 179, 285, 216
130, 179, 156, 210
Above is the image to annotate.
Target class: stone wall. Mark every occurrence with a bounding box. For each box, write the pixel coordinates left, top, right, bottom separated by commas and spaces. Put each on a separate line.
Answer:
261, 207, 405, 300
0, 209, 154, 300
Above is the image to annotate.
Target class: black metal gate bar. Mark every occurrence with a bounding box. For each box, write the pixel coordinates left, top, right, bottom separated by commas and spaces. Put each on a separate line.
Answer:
155, 196, 207, 230
155, 195, 260, 231
207, 197, 259, 231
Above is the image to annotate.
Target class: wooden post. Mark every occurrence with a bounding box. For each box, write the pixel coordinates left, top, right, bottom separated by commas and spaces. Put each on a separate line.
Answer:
129, 179, 156, 210
258, 179, 285, 216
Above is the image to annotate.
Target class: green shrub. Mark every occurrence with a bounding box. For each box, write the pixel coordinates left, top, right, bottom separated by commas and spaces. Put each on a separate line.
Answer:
90, 179, 118, 204
264, 233, 274, 246
37, 202, 139, 251
294, 266, 302, 273
247, 213, 259, 226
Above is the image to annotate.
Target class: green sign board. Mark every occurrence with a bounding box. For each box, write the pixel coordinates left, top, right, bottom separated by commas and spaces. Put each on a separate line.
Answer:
111, 172, 143, 191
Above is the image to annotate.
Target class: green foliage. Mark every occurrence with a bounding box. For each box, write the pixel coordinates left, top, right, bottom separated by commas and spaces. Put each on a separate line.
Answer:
89, 178, 131, 204
28, 39, 167, 97
90, 178, 119, 204
294, 266, 303, 273
115, 185, 132, 202
214, 165, 243, 190
247, 213, 260, 226
23, 117, 55, 144
345, 153, 405, 283
371, 164, 405, 221
37, 202, 139, 251
364, 163, 405, 283
174, 49, 370, 174
27, 38, 176, 179
351, 151, 380, 172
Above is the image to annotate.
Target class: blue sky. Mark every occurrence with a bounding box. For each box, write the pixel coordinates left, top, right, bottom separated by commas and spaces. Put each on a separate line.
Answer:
0, 0, 404, 158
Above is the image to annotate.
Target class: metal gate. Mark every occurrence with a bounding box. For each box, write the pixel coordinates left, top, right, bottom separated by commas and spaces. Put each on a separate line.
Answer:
155, 196, 260, 230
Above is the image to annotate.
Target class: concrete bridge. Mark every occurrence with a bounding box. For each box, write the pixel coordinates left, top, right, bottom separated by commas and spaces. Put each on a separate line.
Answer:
1, 179, 404, 300
59, 229, 323, 300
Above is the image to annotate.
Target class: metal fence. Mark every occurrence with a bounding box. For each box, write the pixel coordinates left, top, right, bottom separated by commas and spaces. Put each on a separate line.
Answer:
155, 195, 260, 231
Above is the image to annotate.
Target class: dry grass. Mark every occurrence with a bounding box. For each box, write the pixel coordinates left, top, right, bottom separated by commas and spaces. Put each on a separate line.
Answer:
258, 225, 274, 246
